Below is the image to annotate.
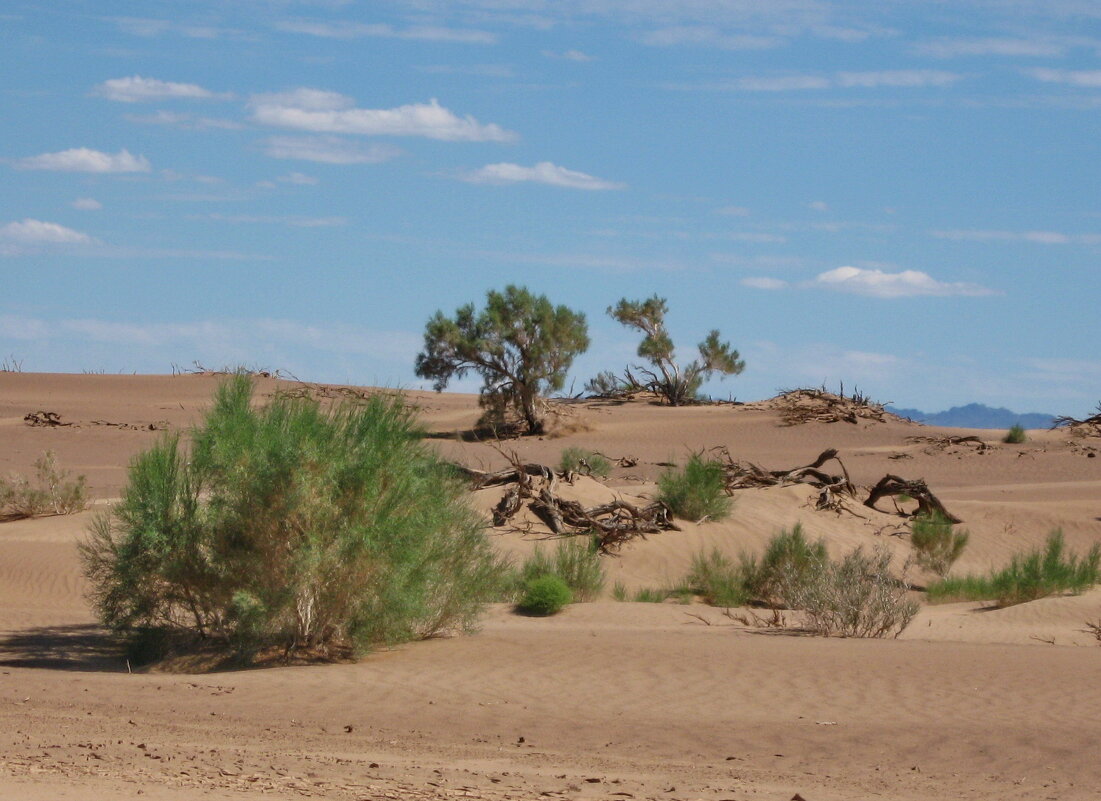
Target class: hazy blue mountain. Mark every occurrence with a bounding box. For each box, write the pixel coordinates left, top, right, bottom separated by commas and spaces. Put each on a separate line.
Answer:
886, 403, 1055, 430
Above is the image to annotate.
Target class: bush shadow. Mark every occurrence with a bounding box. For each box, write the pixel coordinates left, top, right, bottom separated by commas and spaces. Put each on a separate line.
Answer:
0, 624, 127, 672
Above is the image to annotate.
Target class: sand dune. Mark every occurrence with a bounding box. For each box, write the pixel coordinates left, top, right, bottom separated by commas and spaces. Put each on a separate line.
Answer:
2, 372, 1100, 800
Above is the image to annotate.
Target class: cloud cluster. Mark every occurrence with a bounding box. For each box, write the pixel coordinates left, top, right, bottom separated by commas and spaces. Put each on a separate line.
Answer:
933, 229, 1101, 245
93, 75, 229, 103
459, 161, 624, 190
741, 266, 994, 298
14, 148, 151, 173
249, 89, 517, 142
0, 219, 93, 244
670, 70, 962, 91
275, 20, 495, 43
262, 135, 402, 164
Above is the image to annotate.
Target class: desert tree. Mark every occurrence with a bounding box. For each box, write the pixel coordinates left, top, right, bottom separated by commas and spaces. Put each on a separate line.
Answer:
415, 285, 589, 434
608, 295, 744, 406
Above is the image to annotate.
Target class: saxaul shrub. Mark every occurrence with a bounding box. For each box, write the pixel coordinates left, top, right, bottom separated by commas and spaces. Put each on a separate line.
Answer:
1003, 424, 1027, 444
741, 523, 827, 608
515, 537, 605, 601
80, 374, 506, 663
657, 454, 732, 522
0, 451, 88, 520
910, 513, 970, 578
684, 549, 748, 607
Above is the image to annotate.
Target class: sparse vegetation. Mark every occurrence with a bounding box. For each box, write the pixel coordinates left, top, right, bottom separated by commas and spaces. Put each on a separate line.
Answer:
557, 447, 611, 478
80, 374, 506, 663
910, 513, 970, 578
926, 531, 1100, 607
518, 575, 572, 616
742, 524, 828, 608
0, 451, 88, 521
414, 285, 589, 435
611, 580, 628, 601
515, 538, 605, 602
657, 454, 732, 522
1004, 424, 1027, 444
633, 587, 672, 603
608, 295, 744, 406
683, 549, 748, 607
778, 545, 918, 638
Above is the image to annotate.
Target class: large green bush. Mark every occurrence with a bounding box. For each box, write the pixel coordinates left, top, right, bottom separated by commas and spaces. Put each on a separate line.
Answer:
657, 454, 731, 522
515, 537, 605, 601
80, 374, 506, 661
518, 575, 572, 616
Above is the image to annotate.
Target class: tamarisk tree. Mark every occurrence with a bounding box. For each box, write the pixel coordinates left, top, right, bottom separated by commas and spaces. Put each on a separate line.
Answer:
415, 285, 589, 434
608, 295, 744, 406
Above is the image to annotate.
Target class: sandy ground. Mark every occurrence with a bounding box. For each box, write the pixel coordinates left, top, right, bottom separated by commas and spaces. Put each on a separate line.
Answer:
2, 372, 1100, 800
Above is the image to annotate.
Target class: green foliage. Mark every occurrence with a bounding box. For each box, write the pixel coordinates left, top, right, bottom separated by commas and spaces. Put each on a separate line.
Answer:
611, 581, 628, 601
516, 537, 605, 601
414, 285, 589, 434
632, 587, 671, 603
518, 575, 572, 616
607, 295, 744, 406
742, 523, 828, 607
1004, 424, 1027, 444
927, 531, 1101, 607
657, 454, 732, 522
0, 451, 88, 521
778, 545, 918, 638
910, 513, 970, 577
80, 374, 506, 662
557, 447, 611, 478
684, 549, 749, 607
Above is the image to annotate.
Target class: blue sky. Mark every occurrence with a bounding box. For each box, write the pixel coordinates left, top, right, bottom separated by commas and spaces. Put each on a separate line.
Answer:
2, 1, 1099, 415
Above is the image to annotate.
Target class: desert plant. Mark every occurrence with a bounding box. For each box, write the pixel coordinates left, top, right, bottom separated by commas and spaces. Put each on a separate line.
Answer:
684, 548, 748, 607
741, 523, 827, 607
608, 295, 744, 406
80, 373, 506, 662
518, 575, 572, 616
632, 587, 670, 603
557, 447, 611, 478
910, 513, 969, 577
517, 537, 605, 601
1004, 424, 1027, 444
611, 580, 628, 601
778, 545, 918, 638
0, 451, 88, 521
927, 531, 1101, 607
414, 285, 589, 435
657, 454, 732, 522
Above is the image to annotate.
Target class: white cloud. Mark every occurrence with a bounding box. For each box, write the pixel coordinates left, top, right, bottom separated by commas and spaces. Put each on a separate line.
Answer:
1026, 68, 1101, 88
932, 229, 1101, 245
72, 198, 103, 210
92, 75, 229, 103
125, 110, 244, 130
835, 70, 961, 88
0, 219, 94, 244
202, 213, 346, 227
639, 26, 782, 50
667, 70, 962, 92
14, 148, 151, 173
811, 266, 993, 298
278, 171, 319, 185
275, 20, 496, 43
808, 200, 830, 212
262, 135, 402, 164
459, 161, 625, 190
715, 205, 750, 216
915, 37, 1066, 58
249, 90, 517, 142
543, 49, 593, 61
741, 277, 788, 290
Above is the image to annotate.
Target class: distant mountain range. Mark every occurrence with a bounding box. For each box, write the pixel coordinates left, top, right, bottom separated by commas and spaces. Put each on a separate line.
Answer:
885, 403, 1055, 430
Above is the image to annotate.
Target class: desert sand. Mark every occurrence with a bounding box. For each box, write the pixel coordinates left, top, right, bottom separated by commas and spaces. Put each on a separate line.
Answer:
2, 372, 1100, 800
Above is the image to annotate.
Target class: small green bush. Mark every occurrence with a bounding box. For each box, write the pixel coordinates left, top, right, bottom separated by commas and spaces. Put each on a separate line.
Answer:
778, 545, 917, 638
0, 451, 88, 521
658, 454, 731, 522
518, 575, 572, 616
611, 581, 628, 601
633, 587, 671, 603
557, 447, 611, 478
742, 523, 827, 607
80, 373, 505, 662
928, 531, 1099, 607
1003, 424, 1027, 444
910, 513, 969, 578
515, 537, 605, 601
684, 548, 748, 607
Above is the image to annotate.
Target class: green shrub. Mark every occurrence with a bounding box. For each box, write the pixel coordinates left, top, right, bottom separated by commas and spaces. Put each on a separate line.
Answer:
632, 587, 670, 603
1003, 424, 1027, 444
658, 454, 731, 522
778, 545, 917, 638
0, 451, 88, 521
518, 575, 572, 616
742, 523, 827, 607
684, 548, 748, 607
516, 537, 605, 601
927, 531, 1101, 607
557, 447, 611, 478
910, 513, 969, 578
611, 581, 628, 601
79, 373, 506, 662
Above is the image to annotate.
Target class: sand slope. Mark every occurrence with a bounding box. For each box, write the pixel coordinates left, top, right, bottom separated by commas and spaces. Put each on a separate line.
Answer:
2, 372, 1100, 800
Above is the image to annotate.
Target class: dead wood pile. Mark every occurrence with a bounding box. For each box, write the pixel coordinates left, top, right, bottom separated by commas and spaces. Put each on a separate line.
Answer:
453, 452, 677, 553
1053, 403, 1101, 437
906, 434, 991, 454
750, 388, 904, 426
864, 475, 962, 523
24, 411, 71, 427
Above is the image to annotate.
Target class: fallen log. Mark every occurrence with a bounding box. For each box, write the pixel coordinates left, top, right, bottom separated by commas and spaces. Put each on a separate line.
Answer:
864, 475, 962, 523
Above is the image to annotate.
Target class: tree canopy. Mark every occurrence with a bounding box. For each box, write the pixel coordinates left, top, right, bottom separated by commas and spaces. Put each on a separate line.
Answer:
608, 295, 744, 406
415, 285, 589, 434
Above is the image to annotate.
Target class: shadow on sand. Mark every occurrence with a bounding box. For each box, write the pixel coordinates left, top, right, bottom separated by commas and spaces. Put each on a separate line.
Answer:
0, 624, 127, 672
